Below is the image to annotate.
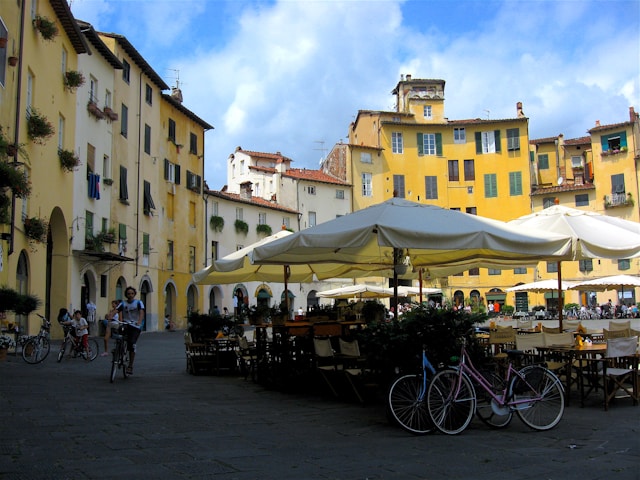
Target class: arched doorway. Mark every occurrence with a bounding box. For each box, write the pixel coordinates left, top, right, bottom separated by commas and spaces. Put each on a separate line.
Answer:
307, 290, 318, 309
187, 284, 198, 317
453, 290, 464, 307
140, 279, 152, 331
255, 284, 272, 308
15, 251, 29, 331
164, 282, 177, 327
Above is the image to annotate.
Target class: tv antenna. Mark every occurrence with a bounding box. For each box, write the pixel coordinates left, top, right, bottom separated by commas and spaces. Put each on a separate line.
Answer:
313, 140, 327, 160
167, 69, 182, 90
484, 109, 490, 119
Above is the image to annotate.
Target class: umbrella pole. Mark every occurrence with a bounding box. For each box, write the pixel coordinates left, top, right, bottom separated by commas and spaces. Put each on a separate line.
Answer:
419, 268, 423, 305
557, 262, 563, 331
284, 265, 290, 320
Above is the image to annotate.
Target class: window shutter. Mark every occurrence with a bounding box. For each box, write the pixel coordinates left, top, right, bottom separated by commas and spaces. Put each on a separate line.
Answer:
435, 133, 442, 156
119, 223, 127, 240
475, 132, 482, 154
620, 131, 628, 147
494, 130, 501, 152
601, 135, 609, 150
417, 133, 424, 155
119, 166, 128, 200
164, 159, 169, 180
529, 150, 534, 163
175, 165, 181, 185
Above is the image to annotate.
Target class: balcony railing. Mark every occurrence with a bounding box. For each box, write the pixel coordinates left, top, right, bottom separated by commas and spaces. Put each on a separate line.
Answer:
604, 193, 634, 209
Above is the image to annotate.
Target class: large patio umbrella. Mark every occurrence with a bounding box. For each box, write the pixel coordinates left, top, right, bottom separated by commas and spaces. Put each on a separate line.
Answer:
396, 286, 443, 297
317, 284, 395, 299
251, 198, 573, 310
506, 279, 575, 293
569, 275, 640, 304
508, 205, 640, 329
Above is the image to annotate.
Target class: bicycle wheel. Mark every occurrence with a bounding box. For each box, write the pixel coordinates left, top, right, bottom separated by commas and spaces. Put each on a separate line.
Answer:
22, 337, 50, 364
387, 374, 433, 435
475, 370, 512, 429
511, 366, 565, 431
110, 343, 120, 383
57, 339, 69, 362
122, 349, 130, 379
427, 369, 476, 435
86, 338, 99, 361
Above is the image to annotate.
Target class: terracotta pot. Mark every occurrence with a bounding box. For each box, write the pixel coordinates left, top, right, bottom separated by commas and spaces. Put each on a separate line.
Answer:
0, 38, 7, 48
8, 56, 18, 67
6, 144, 17, 157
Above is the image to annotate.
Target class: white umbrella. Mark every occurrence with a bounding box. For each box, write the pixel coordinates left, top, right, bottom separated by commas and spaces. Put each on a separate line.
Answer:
569, 275, 640, 301
508, 205, 640, 328
506, 279, 574, 293
396, 286, 443, 297
317, 284, 395, 299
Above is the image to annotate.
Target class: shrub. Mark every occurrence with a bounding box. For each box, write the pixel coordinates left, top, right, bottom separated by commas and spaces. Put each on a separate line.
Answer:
33, 15, 58, 41
58, 148, 80, 172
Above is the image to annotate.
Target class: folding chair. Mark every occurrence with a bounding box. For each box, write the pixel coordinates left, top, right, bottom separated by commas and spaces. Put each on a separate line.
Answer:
541, 332, 576, 388
601, 336, 639, 410
609, 320, 631, 331
337, 338, 371, 403
562, 320, 581, 332
542, 325, 561, 334
236, 336, 257, 381
603, 328, 631, 340
512, 332, 545, 367
313, 337, 342, 397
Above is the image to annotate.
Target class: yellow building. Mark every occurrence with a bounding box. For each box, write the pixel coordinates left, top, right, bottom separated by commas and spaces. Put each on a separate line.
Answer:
1, 0, 89, 335
340, 75, 533, 308
159, 91, 213, 329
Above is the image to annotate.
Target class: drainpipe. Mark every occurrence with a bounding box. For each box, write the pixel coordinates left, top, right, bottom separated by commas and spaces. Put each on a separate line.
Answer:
134, 69, 142, 277
9, 0, 27, 255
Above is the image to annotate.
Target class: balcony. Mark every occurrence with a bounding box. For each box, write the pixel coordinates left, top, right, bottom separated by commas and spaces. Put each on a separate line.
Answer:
601, 147, 628, 157
604, 192, 634, 209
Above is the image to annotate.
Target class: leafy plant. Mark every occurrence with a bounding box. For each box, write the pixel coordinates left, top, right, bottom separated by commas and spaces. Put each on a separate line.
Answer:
0, 286, 41, 315
85, 233, 105, 252
64, 70, 85, 91
0, 161, 31, 197
234, 219, 248, 235
24, 216, 48, 243
256, 223, 272, 236
209, 215, 224, 232
27, 108, 54, 144
32, 15, 58, 41
58, 148, 80, 172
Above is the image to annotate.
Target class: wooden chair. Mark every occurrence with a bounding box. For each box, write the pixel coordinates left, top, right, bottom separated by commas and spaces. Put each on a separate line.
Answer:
185, 342, 215, 375
516, 316, 533, 330
236, 336, 257, 381
313, 337, 342, 398
609, 320, 631, 331
513, 332, 545, 366
562, 320, 581, 332
603, 328, 631, 340
542, 325, 561, 334
601, 336, 639, 410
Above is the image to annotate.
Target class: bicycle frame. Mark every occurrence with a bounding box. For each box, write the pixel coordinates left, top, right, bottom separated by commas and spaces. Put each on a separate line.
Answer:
416, 350, 437, 401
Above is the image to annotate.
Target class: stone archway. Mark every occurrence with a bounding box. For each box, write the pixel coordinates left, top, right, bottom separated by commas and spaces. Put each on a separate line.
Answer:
46, 207, 70, 328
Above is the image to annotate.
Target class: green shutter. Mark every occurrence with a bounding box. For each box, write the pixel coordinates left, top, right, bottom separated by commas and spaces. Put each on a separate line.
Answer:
494, 130, 501, 152
119, 223, 127, 240
143, 233, 150, 255
417, 133, 424, 155
435, 133, 442, 156
164, 159, 169, 180
529, 150, 535, 162
475, 132, 482, 154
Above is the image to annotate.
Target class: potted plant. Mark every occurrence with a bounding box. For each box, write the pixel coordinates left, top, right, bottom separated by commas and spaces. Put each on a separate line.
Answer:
102, 106, 118, 121
256, 224, 272, 236
0, 161, 31, 198
98, 228, 116, 243
63, 70, 85, 91
234, 219, 249, 235
209, 215, 224, 232
24, 216, 48, 243
27, 108, 54, 144
85, 233, 105, 252
87, 100, 105, 120
103, 177, 114, 186
0, 334, 16, 360
33, 15, 58, 41
58, 148, 80, 172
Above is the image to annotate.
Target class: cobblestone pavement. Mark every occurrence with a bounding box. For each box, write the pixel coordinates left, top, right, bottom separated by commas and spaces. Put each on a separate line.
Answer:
0, 331, 638, 480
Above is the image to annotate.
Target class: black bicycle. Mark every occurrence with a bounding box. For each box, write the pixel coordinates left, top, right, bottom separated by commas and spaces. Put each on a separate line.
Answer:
110, 323, 130, 383
22, 314, 51, 364
57, 325, 99, 362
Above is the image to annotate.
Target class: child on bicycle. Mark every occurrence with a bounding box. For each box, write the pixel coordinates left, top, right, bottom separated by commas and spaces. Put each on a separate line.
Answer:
100, 300, 121, 356
72, 310, 89, 355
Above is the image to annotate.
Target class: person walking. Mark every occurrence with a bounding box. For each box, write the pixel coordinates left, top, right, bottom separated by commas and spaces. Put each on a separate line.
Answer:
118, 287, 145, 375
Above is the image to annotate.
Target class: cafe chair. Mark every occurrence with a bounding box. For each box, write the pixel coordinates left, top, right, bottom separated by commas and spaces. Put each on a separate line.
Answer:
609, 320, 631, 331
542, 326, 561, 334
313, 337, 343, 398
562, 320, 581, 332
540, 332, 576, 385
338, 338, 375, 404
603, 328, 631, 340
236, 336, 257, 381
601, 336, 639, 410
516, 316, 533, 330
488, 326, 516, 358
512, 332, 545, 367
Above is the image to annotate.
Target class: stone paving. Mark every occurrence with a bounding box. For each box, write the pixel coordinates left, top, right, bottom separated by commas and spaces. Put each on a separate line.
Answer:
0, 331, 638, 479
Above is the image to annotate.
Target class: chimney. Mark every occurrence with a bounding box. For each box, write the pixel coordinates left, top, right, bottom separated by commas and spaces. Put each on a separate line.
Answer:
516, 101, 524, 118
595, 120, 600, 127
405, 74, 412, 81
171, 87, 183, 103
630, 106, 638, 122
240, 182, 252, 200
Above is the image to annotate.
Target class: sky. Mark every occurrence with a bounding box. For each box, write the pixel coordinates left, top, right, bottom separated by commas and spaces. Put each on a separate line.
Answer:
67, 0, 640, 189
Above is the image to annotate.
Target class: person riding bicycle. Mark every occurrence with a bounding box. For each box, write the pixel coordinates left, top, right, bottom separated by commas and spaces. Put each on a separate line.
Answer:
72, 310, 89, 357
57, 308, 76, 338
100, 300, 121, 356
117, 286, 144, 376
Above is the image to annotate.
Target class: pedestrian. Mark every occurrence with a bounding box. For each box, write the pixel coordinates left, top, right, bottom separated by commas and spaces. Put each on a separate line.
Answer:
118, 286, 144, 376
213, 305, 221, 316
72, 310, 89, 356
164, 313, 176, 331
100, 300, 120, 356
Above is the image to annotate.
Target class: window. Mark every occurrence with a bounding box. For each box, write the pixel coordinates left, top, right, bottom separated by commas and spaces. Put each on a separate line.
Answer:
463, 159, 475, 181
102, 155, 110, 179
143, 180, 155, 215
423, 105, 432, 119
336, 189, 344, 199
189, 246, 196, 273
309, 211, 317, 227
509, 171, 522, 196
119, 166, 128, 202
543, 197, 555, 209
104, 90, 112, 109
100, 274, 108, 298
484, 173, 497, 198
164, 159, 180, 184
476, 131, 501, 154
466, 207, 477, 215
211, 241, 219, 262
391, 132, 403, 154
186, 170, 201, 192
86, 143, 95, 174
144, 124, 151, 155
282, 217, 290, 229
307, 186, 316, 195
601, 131, 627, 152
89, 76, 98, 104
361, 173, 372, 197
575, 194, 589, 207
425, 176, 437, 199
258, 212, 266, 224
417, 133, 442, 156
189, 132, 197, 154
454, 127, 466, 144
538, 154, 549, 169
145, 83, 152, 105
189, 201, 196, 227
506, 128, 520, 151
448, 160, 459, 181
611, 173, 625, 194
122, 59, 130, 83
579, 259, 593, 272
488, 268, 501, 275
120, 104, 128, 137
547, 261, 558, 273
57, 115, 64, 150
142, 233, 150, 266
85, 210, 94, 239
468, 268, 480, 276
166, 190, 174, 220
118, 223, 127, 255
167, 240, 174, 270
168, 118, 176, 143
514, 267, 527, 274
571, 156, 583, 168
360, 152, 372, 163
236, 208, 243, 221
618, 259, 630, 271
393, 175, 405, 198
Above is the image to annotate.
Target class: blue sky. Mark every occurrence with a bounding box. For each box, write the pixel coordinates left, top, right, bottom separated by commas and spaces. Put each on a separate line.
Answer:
68, 0, 640, 188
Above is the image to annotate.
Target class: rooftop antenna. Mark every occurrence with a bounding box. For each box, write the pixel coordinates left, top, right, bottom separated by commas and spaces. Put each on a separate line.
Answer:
484, 109, 490, 119
313, 140, 327, 162
167, 69, 182, 90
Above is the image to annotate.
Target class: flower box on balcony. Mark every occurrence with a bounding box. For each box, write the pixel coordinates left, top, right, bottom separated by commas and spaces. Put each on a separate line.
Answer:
24, 216, 48, 243
102, 106, 118, 121
27, 109, 54, 144
33, 15, 58, 41
58, 148, 80, 172
87, 101, 105, 120
64, 70, 85, 92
